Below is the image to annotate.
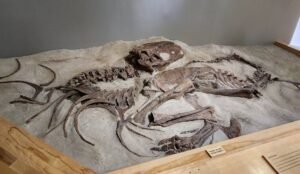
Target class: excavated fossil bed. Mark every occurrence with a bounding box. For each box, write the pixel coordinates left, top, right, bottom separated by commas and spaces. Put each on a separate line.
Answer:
0, 37, 300, 173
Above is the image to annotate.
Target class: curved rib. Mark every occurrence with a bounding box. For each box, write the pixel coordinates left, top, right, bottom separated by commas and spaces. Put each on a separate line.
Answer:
48, 91, 76, 128
72, 99, 114, 145
63, 92, 115, 137
125, 125, 153, 141
11, 88, 55, 105
72, 100, 151, 156
73, 101, 99, 146
38, 64, 56, 86
0, 59, 21, 79
10, 98, 44, 105
26, 96, 64, 124
63, 94, 98, 137
25, 91, 76, 124
0, 80, 43, 99
116, 121, 145, 157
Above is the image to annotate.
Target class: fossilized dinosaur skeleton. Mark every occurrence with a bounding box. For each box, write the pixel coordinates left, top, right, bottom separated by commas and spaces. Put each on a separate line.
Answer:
0, 41, 299, 157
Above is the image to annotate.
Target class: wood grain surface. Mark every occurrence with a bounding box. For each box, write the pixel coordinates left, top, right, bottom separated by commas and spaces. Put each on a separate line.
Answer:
0, 117, 95, 174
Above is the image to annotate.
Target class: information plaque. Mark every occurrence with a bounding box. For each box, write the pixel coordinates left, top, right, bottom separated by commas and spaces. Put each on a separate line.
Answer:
263, 148, 300, 174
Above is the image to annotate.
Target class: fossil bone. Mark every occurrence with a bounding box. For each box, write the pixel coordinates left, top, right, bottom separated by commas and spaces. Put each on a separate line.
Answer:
0, 59, 20, 79
221, 118, 241, 139
126, 41, 184, 73
187, 53, 300, 91
38, 64, 57, 86
67, 65, 138, 87
2, 41, 300, 157
151, 118, 240, 155
0, 64, 56, 105
133, 79, 195, 124
151, 121, 219, 155
153, 66, 261, 98
148, 106, 217, 127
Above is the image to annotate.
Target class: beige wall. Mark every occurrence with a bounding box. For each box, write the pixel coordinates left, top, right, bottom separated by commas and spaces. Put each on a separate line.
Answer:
0, 0, 299, 58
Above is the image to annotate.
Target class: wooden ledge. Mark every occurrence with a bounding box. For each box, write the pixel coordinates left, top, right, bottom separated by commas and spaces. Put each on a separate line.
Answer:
274, 41, 300, 57
1, 115, 300, 174
0, 117, 95, 174
111, 120, 300, 174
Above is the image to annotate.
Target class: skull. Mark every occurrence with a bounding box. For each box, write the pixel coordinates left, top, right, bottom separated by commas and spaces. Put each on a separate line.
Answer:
126, 41, 184, 73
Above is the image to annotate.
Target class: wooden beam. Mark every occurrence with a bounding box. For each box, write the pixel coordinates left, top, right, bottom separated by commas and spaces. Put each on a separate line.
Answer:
0, 117, 95, 174
1, 114, 300, 174
110, 120, 300, 174
274, 41, 300, 57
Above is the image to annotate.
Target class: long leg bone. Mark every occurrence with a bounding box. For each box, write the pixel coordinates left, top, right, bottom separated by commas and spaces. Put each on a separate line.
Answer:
272, 78, 300, 90
133, 79, 195, 124
195, 87, 262, 99
148, 107, 217, 127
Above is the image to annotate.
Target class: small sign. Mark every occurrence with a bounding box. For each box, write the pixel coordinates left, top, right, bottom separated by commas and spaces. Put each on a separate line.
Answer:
206, 146, 226, 157
263, 148, 300, 174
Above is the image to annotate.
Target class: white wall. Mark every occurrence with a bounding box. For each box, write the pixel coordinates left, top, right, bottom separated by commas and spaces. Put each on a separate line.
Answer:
0, 0, 299, 58
290, 17, 300, 49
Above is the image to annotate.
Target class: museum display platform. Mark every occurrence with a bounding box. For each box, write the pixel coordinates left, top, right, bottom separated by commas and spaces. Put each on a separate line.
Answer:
0, 39, 299, 174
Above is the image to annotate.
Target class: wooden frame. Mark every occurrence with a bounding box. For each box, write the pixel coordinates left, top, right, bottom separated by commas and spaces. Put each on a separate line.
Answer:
0, 117, 95, 174
111, 120, 300, 173
274, 41, 300, 57
1, 115, 300, 174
